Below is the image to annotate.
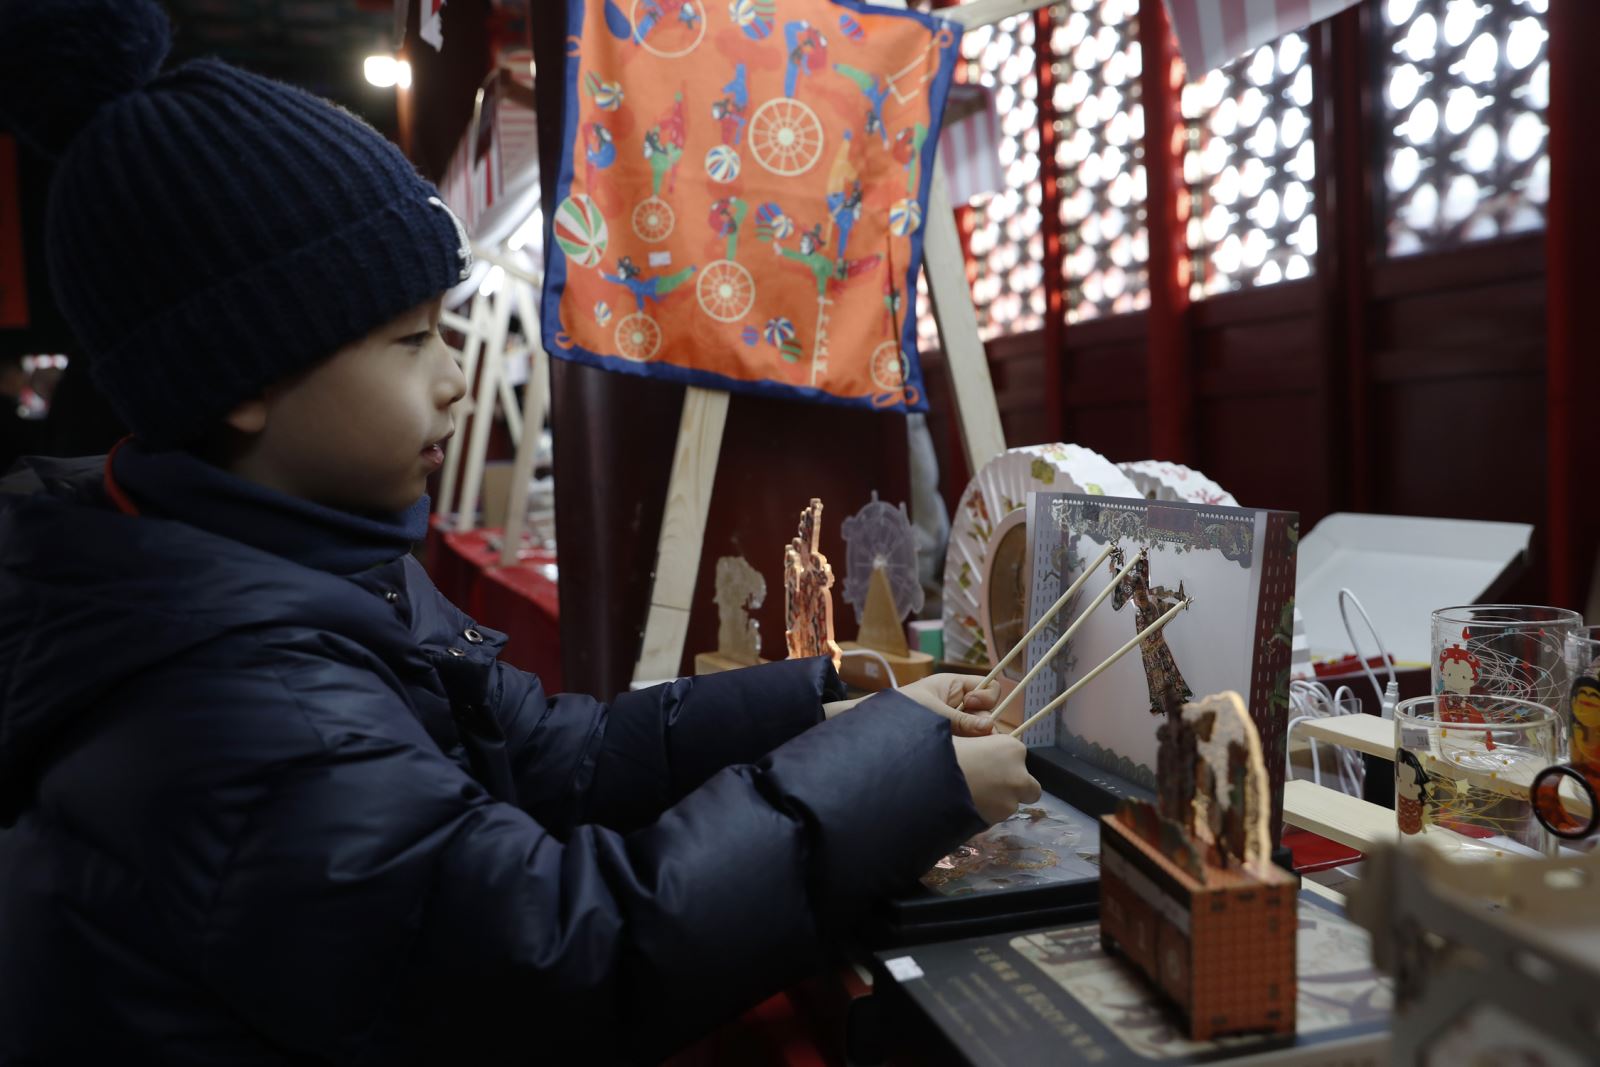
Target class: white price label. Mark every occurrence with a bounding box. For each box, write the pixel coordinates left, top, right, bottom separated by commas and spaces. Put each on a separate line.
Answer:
883, 956, 924, 982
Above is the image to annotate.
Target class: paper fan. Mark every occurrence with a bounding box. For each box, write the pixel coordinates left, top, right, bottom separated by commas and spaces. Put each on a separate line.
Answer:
1118, 460, 1237, 507
942, 444, 1140, 674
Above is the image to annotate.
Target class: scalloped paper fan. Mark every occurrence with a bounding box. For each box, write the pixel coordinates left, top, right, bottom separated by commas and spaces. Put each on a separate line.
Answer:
1118, 460, 1237, 507
942, 444, 1139, 672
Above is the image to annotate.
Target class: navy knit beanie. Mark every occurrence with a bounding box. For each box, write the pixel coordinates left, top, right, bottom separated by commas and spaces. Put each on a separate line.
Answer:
0, 0, 472, 447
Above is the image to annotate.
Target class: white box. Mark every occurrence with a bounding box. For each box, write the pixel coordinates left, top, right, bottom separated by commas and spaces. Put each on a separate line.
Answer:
1296, 513, 1532, 666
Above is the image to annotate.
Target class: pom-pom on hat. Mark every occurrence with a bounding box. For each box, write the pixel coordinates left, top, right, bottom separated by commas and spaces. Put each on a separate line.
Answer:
0, 0, 472, 447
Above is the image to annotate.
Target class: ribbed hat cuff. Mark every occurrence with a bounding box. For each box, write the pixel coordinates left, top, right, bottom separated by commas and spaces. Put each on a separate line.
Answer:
92, 192, 465, 447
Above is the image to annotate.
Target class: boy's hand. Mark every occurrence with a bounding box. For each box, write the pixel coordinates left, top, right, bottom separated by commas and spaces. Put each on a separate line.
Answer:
895, 673, 1000, 736
821, 674, 999, 734
953, 734, 1042, 825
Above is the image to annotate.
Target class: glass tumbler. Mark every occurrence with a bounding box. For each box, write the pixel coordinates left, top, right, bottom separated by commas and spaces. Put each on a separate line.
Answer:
1530, 627, 1600, 841
1395, 694, 1560, 858
1431, 605, 1583, 713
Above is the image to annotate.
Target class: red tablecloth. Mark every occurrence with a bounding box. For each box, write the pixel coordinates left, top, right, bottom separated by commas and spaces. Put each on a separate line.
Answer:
426, 520, 562, 691
1282, 828, 1362, 873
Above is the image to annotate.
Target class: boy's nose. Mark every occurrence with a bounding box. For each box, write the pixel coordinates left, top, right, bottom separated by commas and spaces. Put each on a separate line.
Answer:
440, 348, 468, 407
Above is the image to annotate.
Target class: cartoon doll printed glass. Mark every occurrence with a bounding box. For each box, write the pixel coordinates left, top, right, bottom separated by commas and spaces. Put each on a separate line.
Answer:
1532, 626, 1600, 841
1430, 605, 1583, 713
1395, 694, 1560, 858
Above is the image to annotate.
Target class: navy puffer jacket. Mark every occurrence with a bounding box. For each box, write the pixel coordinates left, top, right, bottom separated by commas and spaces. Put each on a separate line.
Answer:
0, 450, 982, 1065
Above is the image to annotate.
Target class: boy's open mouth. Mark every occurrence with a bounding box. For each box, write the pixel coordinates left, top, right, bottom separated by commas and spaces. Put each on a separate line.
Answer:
422, 430, 453, 466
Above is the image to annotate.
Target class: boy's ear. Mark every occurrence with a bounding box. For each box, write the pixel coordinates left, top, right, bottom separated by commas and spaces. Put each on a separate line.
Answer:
223, 396, 270, 435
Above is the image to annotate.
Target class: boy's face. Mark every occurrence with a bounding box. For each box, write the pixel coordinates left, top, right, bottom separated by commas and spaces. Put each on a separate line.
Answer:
232, 296, 466, 514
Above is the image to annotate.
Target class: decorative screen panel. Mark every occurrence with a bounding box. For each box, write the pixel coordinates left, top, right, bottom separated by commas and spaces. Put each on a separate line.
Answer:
1182, 30, 1318, 299
1051, 0, 1150, 322
1380, 0, 1548, 256
962, 13, 1047, 340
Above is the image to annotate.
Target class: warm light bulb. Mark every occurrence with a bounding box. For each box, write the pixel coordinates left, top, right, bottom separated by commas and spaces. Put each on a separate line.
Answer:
364, 55, 399, 88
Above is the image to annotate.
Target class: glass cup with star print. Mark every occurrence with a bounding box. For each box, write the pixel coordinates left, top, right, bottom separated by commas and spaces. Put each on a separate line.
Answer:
1395, 694, 1560, 858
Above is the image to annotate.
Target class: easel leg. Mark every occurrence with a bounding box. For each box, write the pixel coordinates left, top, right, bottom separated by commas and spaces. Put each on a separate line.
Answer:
438, 297, 491, 524
922, 163, 1005, 470
500, 281, 550, 568
456, 286, 514, 533
632, 386, 731, 685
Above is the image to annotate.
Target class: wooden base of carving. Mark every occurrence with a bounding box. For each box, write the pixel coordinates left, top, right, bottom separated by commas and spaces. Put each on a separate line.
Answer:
693, 652, 769, 675
836, 642, 934, 691
1098, 809, 1298, 1041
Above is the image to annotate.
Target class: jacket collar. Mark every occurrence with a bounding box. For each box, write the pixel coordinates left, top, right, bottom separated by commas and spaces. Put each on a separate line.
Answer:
107, 438, 429, 575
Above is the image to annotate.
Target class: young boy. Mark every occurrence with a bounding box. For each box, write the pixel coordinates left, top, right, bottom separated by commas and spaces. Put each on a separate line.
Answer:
0, 1, 1040, 1062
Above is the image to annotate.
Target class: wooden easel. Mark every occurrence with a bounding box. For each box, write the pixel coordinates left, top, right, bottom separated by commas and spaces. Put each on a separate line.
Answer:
437, 247, 551, 561
631, 0, 1057, 686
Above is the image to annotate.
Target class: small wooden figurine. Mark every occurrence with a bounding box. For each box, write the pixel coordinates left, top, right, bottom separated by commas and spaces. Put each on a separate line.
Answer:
837, 493, 933, 690
694, 555, 769, 675
1099, 690, 1297, 1041
784, 498, 842, 669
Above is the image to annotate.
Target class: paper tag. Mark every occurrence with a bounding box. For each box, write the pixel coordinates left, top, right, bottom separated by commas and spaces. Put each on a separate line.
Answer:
648, 251, 673, 267
883, 956, 924, 982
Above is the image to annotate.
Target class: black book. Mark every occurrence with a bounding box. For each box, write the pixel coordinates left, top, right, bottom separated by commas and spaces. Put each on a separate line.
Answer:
874, 889, 1390, 1066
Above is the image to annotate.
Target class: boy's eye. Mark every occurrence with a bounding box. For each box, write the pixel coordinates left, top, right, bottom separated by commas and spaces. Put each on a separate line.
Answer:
401, 327, 438, 347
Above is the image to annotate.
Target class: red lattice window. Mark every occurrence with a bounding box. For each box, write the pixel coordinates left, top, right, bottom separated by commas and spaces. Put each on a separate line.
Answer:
961, 13, 1047, 340
1181, 30, 1318, 298
915, 12, 1045, 349
1380, 0, 1548, 256
1051, 0, 1149, 322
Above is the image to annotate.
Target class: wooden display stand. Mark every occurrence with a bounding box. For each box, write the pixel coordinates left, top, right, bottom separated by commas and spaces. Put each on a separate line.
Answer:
1099, 808, 1299, 1041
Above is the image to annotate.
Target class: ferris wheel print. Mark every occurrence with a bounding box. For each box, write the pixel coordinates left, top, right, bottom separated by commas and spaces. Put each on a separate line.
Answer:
628, 0, 706, 58
632, 197, 675, 242
869, 341, 908, 391
748, 98, 824, 177
697, 198, 757, 323
614, 313, 663, 362
697, 261, 755, 322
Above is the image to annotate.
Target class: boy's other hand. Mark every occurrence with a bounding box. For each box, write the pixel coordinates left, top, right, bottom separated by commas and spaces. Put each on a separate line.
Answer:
895, 674, 999, 736
952, 734, 1042, 825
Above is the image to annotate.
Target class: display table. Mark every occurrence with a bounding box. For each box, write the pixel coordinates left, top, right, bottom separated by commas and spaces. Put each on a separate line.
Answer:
424, 520, 562, 690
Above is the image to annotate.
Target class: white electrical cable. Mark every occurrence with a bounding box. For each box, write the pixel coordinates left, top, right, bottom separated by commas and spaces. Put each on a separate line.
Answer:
1287, 678, 1365, 794
1337, 587, 1399, 708
838, 647, 900, 690
1286, 589, 1399, 796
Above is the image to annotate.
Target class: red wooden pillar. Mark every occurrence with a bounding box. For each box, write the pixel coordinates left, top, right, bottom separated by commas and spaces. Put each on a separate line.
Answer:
1309, 6, 1375, 515
1137, 0, 1194, 463
1035, 5, 1066, 444
1544, 0, 1600, 611
404, 0, 494, 179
